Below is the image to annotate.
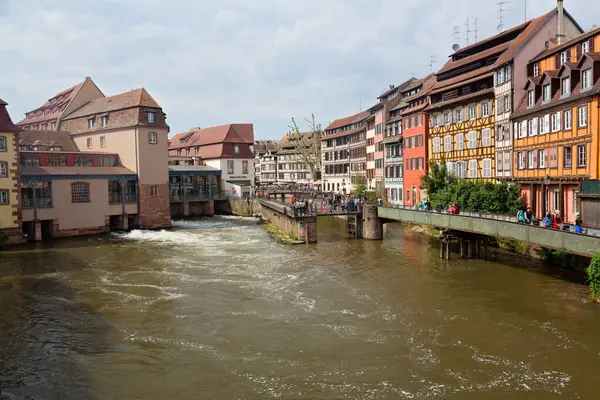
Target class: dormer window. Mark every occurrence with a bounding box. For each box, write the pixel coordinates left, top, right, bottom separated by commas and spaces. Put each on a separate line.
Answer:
582, 41, 590, 54
146, 111, 156, 123
582, 68, 592, 90
88, 117, 95, 129
560, 51, 569, 65
561, 77, 571, 96
234, 145, 240, 154
101, 115, 109, 128
542, 84, 551, 102
533, 63, 540, 77
527, 89, 535, 106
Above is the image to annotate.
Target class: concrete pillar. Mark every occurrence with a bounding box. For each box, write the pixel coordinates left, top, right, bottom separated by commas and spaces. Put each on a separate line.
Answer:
467, 240, 472, 258
459, 239, 464, 258
208, 200, 215, 216
445, 240, 450, 260
475, 240, 480, 257
362, 204, 383, 240
34, 221, 42, 241
183, 201, 190, 217
122, 214, 129, 231
440, 240, 444, 258
484, 241, 488, 258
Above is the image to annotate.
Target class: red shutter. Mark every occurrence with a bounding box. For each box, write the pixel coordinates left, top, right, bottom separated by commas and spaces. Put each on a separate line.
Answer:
555, 53, 561, 69
576, 44, 582, 61
590, 39, 595, 52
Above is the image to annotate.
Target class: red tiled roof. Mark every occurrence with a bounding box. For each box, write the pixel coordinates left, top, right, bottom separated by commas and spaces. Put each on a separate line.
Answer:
19, 130, 80, 151
325, 111, 369, 131
530, 25, 600, 63
452, 19, 531, 57
17, 78, 87, 126
321, 125, 365, 140
169, 142, 254, 160
0, 100, 21, 133
20, 166, 136, 176
63, 88, 161, 119
430, 66, 493, 93
401, 102, 429, 116
169, 124, 254, 152
426, 88, 495, 111
493, 10, 555, 68
437, 42, 511, 75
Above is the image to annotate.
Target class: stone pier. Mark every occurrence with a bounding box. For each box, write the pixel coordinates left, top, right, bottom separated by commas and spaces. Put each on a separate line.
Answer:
362, 204, 383, 240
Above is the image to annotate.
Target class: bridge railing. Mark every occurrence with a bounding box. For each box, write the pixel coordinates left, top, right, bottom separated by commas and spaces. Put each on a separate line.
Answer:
380, 204, 600, 239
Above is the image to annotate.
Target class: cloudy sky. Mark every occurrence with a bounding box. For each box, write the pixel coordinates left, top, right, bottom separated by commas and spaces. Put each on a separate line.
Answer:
0, 0, 598, 139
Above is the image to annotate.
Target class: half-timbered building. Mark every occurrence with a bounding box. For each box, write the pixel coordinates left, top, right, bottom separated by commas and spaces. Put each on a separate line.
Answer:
511, 26, 600, 226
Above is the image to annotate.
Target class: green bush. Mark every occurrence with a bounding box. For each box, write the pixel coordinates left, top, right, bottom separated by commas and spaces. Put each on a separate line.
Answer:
497, 238, 529, 254
421, 161, 524, 214
587, 253, 600, 301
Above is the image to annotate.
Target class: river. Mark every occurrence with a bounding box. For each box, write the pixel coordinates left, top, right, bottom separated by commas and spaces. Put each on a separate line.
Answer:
1, 216, 599, 399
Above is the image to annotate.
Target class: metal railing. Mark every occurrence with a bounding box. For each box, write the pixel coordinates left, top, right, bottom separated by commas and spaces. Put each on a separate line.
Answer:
22, 197, 52, 208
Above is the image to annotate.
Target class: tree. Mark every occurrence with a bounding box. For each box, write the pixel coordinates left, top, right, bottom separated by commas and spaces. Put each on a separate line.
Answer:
353, 174, 368, 197
288, 114, 322, 180
421, 160, 455, 199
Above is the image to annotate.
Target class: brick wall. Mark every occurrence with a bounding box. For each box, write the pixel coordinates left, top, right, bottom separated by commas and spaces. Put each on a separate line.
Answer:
139, 183, 171, 229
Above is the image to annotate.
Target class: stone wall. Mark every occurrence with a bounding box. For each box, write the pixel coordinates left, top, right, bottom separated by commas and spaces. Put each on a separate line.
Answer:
230, 199, 260, 217
258, 202, 317, 243
138, 183, 171, 229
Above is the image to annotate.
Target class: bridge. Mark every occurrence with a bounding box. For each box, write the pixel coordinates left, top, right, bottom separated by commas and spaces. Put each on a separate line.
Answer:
378, 206, 600, 258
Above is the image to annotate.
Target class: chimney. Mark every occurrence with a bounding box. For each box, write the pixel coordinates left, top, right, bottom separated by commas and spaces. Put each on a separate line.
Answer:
557, 0, 565, 44
389, 84, 395, 89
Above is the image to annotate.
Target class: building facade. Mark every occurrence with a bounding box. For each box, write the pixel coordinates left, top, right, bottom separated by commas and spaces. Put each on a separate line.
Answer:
0, 99, 22, 244
276, 132, 316, 186
253, 140, 279, 186
259, 150, 278, 184
322, 111, 368, 193
511, 27, 600, 225
169, 124, 255, 198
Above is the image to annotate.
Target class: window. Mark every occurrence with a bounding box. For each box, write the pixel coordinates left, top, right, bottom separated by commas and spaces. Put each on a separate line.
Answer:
543, 115, 550, 134
528, 151, 535, 169
46, 156, 67, 167
51, 122, 56, 130
560, 50, 569, 65
73, 156, 93, 167
185, 148, 190, 156
242, 160, 249, 174
417, 113, 423, 126
482, 158, 492, 178
194, 147, 199, 155
527, 119, 533, 136
468, 105, 476, 120
532, 118, 538, 136
234, 144, 240, 154
146, 111, 156, 123
87, 138, 92, 149
148, 132, 158, 144
582, 41, 590, 53
564, 146, 572, 168
505, 65, 512, 81
455, 108, 463, 123
578, 144, 586, 167
578, 106, 587, 127
71, 182, 90, 202
0, 189, 8, 205
468, 160, 478, 178
417, 134, 423, 147
482, 128, 492, 147
503, 95, 510, 113
561, 77, 571, 96
533, 63, 540, 77
433, 137, 440, 153
548, 147, 558, 168
109, 180, 137, 204
443, 135, 452, 152
446, 162, 455, 176
0, 136, 6, 151
150, 186, 159, 196
553, 188, 560, 212
101, 116, 109, 128
100, 136, 106, 148
227, 160, 234, 174
468, 131, 477, 148
455, 161, 466, 178
539, 149, 546, 168
582, 68, 592, 90
481, 102, 490, 117
542, 84, 551, 102
455, 133, 464, 150
418, 157, 424, 170
88, 118, 95, 129
0, 161, 7, 177
518, 152, 526, 170
564, 110, 572, 130
497, 68, 505, 84
444, 112, 451, 125
497, 153, 503, 172
99, 156, 116, 167
23, 156, 40, 167
551, 112, 561, 132
574, 190, 580, 214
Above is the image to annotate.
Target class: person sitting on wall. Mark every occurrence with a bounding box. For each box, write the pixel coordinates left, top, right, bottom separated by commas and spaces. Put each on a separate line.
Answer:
517, 208, 526, 223
574, 220, 583, 234
525, 208, 533, 224
435, 203, 444, 213
553, 213, 562, 230
543, 213, 553, 228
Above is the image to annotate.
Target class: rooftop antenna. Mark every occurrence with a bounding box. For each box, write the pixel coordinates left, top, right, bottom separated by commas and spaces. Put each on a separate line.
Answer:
524, 0, 527, 22
465, 19, 471, 45
496, 1, 511, 32
452, 25, 461, 51
428, 55, 440, 73
474, 18, 479, 42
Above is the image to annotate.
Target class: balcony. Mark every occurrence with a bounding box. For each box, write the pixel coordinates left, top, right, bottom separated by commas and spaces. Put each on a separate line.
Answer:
385, 177, 404, 183
170, 192, 222, 202
385, 156, 403, 165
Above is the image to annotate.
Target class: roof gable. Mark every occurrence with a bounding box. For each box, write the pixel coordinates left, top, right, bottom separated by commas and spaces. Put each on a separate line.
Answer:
63, 88, 161, 120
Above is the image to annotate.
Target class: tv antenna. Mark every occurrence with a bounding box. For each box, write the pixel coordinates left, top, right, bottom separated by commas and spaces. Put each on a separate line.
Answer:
428, 55, 440, 73
496, 1, 511, 32
466, 19, 478, 45
524, 0, 527, 21
452, 25, 461, 51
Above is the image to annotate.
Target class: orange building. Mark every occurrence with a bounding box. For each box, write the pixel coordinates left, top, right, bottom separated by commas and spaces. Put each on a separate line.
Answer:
511, 27, 600, 225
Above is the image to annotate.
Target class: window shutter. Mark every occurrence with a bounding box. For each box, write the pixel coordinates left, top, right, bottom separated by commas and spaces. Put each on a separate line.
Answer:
590, 39, 595, 52
533, 151, 538, 168
544, 115, 550, 133
576, 44, 582, 60
478, 104, 482, 118
521, 122, 527, 138
555, 53, 561, 69
532, 118, 538, 135
556, 112, 562, 130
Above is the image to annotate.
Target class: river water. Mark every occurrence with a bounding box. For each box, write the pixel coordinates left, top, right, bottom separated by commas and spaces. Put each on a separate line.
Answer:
1, 216, 600, 399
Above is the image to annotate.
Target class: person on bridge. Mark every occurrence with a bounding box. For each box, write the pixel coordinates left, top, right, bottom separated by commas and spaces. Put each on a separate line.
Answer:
574, 220, 583, 233
543, 213, 553, 228
517, 209, 526, 223
553, 214, 562, 230
526, 208, 533, 224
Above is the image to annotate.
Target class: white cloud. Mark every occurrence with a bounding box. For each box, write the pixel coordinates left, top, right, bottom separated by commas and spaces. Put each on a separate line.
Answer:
0, 0, 598, 138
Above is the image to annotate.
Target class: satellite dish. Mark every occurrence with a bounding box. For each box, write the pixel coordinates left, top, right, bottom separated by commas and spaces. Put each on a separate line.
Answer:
497, 23, 504, 32
452, 43, 460, 51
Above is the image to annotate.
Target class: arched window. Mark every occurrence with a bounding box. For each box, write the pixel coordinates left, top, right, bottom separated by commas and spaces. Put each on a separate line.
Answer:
71, 182, 90, 202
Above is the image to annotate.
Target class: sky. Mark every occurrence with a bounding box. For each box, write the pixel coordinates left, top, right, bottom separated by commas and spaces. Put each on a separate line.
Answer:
0, 0, 598, 140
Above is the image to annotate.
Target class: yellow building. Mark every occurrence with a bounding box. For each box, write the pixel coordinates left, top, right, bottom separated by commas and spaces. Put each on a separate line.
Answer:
0, 99, 22, 244
511, 27, 600, 226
